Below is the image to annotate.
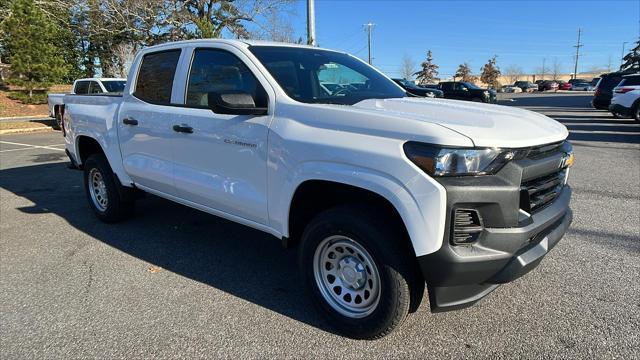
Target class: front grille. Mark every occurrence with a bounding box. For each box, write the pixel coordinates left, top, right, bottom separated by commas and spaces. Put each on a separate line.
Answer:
526, 141, 564, 159
520, 169, 567, 213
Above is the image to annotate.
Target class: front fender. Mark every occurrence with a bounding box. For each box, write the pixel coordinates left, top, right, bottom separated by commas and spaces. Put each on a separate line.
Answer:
272, 161, 447, 257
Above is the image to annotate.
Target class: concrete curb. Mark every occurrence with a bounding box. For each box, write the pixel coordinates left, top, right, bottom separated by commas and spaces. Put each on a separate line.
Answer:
0, 115, 51, 123
0, 127, 54, 135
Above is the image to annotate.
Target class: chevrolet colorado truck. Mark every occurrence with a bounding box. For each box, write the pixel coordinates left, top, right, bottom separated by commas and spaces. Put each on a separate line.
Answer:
63, 40, 574, 339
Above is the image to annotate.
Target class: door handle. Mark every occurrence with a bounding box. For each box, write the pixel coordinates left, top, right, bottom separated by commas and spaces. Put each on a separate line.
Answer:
122, 118, 138, 126
173, 124, 193, 134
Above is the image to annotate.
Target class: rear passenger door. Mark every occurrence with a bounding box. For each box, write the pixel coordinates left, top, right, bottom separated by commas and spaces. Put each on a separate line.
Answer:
117, 49, 183, 195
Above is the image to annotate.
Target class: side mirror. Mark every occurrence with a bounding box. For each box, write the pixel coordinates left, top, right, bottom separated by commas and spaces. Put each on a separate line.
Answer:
207, 91, 268, 116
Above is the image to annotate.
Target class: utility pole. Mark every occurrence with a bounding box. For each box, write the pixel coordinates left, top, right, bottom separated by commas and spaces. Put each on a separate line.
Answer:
541, 58, 546, 80
364, 22, 375, 65
621, 41, 628, 68
306, 0, 316, 46
573, 28, 583, 80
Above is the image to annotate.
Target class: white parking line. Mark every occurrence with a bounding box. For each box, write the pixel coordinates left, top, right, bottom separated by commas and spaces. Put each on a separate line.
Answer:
0, 140, 66, 153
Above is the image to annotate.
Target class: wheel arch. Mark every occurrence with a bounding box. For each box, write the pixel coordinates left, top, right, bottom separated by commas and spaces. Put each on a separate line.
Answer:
277, 162, 445, 257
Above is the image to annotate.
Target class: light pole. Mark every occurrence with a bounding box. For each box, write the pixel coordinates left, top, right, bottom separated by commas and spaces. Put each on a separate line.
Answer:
364, 22, 375, 65
307, 0, 316, 46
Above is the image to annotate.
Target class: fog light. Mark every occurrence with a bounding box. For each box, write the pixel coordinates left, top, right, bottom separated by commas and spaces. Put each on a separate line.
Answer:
452, 209, 483, 245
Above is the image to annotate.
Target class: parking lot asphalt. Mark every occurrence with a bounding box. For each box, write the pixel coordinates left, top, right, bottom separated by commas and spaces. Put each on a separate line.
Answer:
1, 93, 638, 358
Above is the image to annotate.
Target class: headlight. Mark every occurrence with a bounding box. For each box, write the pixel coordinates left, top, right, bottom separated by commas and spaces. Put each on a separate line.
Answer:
403, 142, 515, 176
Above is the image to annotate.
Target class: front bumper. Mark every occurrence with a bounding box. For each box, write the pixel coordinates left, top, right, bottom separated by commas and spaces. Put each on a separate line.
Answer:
418, 146, 573, 312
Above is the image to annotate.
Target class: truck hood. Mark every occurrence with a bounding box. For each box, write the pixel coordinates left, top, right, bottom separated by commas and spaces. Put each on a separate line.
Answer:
352, 97, 568, 148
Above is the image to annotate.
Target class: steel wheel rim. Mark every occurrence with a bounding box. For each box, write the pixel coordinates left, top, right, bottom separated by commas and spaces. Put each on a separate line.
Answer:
313, 235, 381, 318
88, 168, 108, 211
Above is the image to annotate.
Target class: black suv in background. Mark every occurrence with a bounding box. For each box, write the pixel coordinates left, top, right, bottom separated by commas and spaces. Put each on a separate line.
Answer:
437, 81, 497, 103
592, 71, 637, 110
392, 78, 444, 98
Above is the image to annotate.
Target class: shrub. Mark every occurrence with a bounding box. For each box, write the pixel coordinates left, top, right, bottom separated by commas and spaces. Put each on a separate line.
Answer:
7, 91, 47, 104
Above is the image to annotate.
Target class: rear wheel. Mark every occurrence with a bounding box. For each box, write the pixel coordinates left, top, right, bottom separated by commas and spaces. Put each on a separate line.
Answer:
611, 111, 626, 119
53, 107, 62, 130
634, 103, 640, 122
83, 153, 135, 222
299, 204, 422, 339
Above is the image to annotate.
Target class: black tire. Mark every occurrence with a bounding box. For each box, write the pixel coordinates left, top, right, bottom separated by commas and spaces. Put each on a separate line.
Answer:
83, 153, 134, 223
611, 111, 625, 119
53, 107, 62, 130
633, 102, 640, 122
299, 204, 423, 339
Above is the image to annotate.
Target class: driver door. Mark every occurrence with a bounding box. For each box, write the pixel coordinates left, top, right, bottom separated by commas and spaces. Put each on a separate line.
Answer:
170, 47, 272, 225
453, 82, 470, 100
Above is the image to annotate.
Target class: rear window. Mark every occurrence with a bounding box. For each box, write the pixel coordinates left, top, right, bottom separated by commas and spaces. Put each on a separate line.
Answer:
74, 81, 89, 94
600, 75, 624, 91
102, 81, 126, 93
134, 50, 181, 104
618, 75, 640, 87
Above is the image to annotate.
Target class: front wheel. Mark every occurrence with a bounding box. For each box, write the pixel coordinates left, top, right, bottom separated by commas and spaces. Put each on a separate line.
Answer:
83, 153, 135, 223
299, 204, 423, 339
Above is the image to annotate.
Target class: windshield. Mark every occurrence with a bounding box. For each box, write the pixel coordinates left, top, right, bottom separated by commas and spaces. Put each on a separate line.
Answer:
249, 46, 405, 105
101, 80, 126, 93
462, 82, 482, 90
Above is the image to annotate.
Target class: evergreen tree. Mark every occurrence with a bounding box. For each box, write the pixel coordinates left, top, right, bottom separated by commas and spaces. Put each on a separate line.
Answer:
455, 63, 476, 82
1, 0, 68, 99
414, 50, 439, 85
621, 40, 639, 71
480, 56, 501, 89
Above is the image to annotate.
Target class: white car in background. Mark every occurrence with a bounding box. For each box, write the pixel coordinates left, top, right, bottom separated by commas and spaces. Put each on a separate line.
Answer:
47, 78, 126, 129
609, 74, 640, 120
610, 88, 640, 121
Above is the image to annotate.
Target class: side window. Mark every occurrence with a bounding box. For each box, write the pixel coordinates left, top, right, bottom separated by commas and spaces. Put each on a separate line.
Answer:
455, 83, 467, 91
441, 83, 453, 91
134, 50, 181, 104
185, 49, 267, 108
74, 81, 89, 94
88, 81, 102, 94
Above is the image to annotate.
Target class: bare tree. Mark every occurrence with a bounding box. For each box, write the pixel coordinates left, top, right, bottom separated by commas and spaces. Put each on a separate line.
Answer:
251, 5, 298, 42
400, 54, 416, 80
551, 57, 562, 80
504, 65, 523, 84
111, 42, 136, 77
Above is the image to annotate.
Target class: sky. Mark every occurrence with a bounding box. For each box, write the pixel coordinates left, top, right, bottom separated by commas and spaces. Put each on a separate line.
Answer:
284, 0, 640, 78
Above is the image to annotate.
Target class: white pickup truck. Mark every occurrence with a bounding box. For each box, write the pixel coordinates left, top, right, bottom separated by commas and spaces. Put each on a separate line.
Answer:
62, 40, 574, 339
48, 78, 126, 128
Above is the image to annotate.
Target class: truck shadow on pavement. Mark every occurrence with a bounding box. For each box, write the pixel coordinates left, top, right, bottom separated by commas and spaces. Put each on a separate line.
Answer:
0, 162, 336, 334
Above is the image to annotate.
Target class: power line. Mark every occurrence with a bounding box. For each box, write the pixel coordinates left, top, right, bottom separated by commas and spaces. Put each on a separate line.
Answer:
573, 28, 583, 80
